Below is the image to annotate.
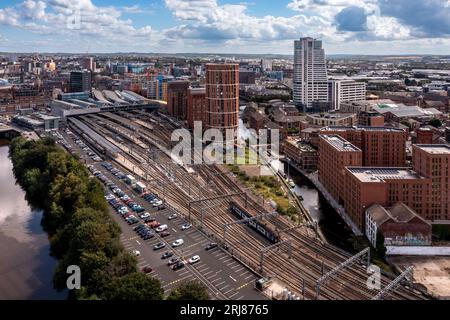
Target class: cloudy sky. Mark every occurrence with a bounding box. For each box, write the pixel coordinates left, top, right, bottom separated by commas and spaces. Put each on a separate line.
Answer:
0, 0, 450, 54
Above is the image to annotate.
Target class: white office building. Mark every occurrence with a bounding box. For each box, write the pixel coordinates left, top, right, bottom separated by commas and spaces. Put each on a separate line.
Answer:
329, 79, 367, 110
293, 37, 329, 111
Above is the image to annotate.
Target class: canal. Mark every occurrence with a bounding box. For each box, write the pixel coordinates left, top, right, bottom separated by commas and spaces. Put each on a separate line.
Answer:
284, 163, 356, 252
239, 117, 356, 252
0, 143, 64, 300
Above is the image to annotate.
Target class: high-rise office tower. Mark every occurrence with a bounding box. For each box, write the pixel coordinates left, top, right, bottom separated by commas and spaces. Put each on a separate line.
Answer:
293, 37, 329, 112
205, 64, 239, 137
69, 70, 91, 93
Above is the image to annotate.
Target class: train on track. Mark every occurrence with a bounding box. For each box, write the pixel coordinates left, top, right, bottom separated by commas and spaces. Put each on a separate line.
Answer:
229, 201, 279, 243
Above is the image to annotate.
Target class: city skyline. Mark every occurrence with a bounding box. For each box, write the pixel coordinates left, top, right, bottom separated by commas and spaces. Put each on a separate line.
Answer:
0, 0, 450, 55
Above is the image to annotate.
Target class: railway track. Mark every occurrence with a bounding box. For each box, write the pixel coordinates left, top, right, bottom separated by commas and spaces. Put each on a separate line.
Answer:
72, 111, 429, 300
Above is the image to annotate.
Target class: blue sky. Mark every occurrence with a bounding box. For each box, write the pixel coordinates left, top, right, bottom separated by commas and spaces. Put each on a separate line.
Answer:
0, 0, 450, 54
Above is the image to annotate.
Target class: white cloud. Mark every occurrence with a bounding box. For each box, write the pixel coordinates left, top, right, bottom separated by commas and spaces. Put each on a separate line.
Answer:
0, 0, 159, 49
0, 0, 449, 53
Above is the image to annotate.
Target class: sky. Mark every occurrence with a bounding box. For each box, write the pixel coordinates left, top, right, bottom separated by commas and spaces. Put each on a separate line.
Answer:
0, 0, 450, 55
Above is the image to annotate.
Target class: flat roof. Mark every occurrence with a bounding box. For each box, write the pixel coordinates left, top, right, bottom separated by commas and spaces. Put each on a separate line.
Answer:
320, 134, 361, 152
321, 126, 404, 133
287, 139, 317, 152
347, 167, 422, 183
308, 113, 355, 120
415, 144, 450, 155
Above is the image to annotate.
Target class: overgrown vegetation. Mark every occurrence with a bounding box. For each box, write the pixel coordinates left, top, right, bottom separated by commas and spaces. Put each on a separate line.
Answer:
9, 136, 163, 300
228, 164, 300, 221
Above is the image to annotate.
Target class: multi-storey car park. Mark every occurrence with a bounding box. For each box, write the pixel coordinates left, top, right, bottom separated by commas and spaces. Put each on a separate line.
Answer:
56, 108, 431, 301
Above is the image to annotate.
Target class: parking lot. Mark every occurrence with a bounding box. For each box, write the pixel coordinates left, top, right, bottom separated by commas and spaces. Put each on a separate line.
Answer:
54, 128, 265, 300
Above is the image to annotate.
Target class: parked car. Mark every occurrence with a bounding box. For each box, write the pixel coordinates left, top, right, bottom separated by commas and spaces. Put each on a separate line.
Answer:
171, 239, 184, 247
142, 266, 153, 273
148, 221, 161, 229
188, 255, 200, 264
168, 213, 178, 220
172, 261, 185, 271
161, 251, 173, 259
156, 224, 168, 233
153, 200, 163, 207
142, 232, 154, 240
181, 224, 192, 231
167, 257, 179, 266
134, 224, 146, 231
153, 242, 166, 250
140, 212, 151, 219
132, 250, 140, 256
205, 243, 218, 251
160, 231, 170, 238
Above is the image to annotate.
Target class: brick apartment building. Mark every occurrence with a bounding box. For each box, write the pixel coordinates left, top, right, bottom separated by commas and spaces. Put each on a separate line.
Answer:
319, 126, 407, 167
205, 64, 239, 135
167, 80, 189, 120
412, 144, 450, 221
282, 138, 319, 171
187, 87, 206, 130
318, 135, 362, 202
342, 167, 430, 230
319, 141, 450, 231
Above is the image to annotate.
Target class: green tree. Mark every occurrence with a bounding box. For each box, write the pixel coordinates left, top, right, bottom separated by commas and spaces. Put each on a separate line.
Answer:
376, 231, 387, 258
105, 273, 164, 300
428, 118, 442, 128
167, 281, 210, 300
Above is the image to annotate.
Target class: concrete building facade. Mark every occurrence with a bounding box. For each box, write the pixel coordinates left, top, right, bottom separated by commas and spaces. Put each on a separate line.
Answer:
329, 79, 366, 110
293, 37, 328, 111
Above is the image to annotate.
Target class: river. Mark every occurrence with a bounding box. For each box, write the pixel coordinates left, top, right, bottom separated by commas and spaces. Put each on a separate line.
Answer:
0, 144, 64, 300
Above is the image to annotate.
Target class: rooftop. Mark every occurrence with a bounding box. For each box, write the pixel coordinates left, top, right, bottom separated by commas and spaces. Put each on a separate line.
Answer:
367, 203, 430, 226
287, 139, 317, 152
347, 167, 422, 183
374, 104, 443, 118
308, 112, 356, 120
414, 144, 450, 155
320, 135, 361, 152
321, 125, 405, 133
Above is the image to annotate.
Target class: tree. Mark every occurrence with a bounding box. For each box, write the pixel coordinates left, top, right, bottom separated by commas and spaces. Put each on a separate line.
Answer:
167, 281, 210, 300
105, 273, 164, 300
376, 230, 387, 258
428, 118, 442, 128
